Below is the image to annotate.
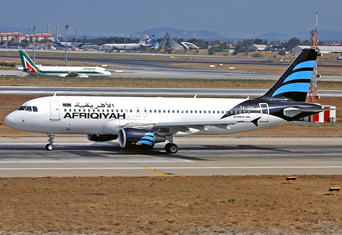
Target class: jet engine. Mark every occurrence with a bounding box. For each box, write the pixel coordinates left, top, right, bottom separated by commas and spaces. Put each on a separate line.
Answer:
86, 134, 118, 142
118, 128, 165, 149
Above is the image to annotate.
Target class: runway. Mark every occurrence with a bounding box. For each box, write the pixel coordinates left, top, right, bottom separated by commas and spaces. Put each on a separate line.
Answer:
1, 51, 342, 80
1, 137, 341, 177
1, 86, 341, 97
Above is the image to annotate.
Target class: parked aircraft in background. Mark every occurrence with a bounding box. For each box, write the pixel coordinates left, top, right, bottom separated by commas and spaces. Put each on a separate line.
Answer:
102, 35, 155, 52
53, 35, 86, 49
7, 49, 324, 154
17, 51, 111, 77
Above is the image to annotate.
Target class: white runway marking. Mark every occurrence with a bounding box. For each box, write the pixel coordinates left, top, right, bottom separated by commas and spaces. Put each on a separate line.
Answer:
0, 158, 192, 163
1, 166, 342, 171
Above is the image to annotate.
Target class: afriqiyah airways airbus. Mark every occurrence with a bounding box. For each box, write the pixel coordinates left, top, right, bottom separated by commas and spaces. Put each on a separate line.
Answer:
17, 51, 111, 77
6, 49, 325, 154
102, 35, 155, 52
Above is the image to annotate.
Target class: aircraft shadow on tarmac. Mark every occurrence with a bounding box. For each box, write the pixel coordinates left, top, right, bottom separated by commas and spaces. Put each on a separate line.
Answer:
1, 143, 290, 162
184, 144, 290, 152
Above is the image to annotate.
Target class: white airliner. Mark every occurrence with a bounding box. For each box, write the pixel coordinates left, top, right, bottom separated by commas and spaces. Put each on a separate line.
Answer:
6, 49, 325, 153
53, 35, 86, 49
102, 35, 155, 52
17, 51, 111, 78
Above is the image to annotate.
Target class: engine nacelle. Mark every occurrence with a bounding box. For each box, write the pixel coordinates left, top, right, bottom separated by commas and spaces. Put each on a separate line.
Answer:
118, 128, 165, 149
86, 134, 118, 142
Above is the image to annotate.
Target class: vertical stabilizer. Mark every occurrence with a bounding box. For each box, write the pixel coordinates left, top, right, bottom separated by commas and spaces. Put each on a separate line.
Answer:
261, 48, 318, 102
145, 35, 155, 45
19, 51, 41, 73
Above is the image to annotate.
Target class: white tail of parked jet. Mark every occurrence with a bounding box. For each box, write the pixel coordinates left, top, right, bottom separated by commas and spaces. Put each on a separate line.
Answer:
7, 49, 327, 153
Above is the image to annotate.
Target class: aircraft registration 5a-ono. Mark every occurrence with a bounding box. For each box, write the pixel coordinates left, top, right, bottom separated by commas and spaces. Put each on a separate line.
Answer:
6, 49, 325, 154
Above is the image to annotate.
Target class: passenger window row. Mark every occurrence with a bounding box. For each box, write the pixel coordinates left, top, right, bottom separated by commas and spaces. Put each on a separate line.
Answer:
63, 108, 239, 115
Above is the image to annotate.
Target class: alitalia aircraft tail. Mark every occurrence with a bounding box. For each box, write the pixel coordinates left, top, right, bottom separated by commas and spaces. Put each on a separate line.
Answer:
261, 48, 318, 102
18, 50, 41, 74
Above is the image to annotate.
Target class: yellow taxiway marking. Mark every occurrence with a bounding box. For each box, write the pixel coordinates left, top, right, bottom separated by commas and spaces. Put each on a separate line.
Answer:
143, 168, 174, 177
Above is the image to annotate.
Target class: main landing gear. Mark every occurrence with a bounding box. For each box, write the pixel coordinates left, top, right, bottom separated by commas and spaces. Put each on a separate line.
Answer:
45, 134, 55, 151
165, 143, 178, 153
164, 136, 178, 154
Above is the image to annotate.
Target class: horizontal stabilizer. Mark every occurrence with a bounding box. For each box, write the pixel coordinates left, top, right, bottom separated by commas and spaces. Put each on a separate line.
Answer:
283, 107, 336, 118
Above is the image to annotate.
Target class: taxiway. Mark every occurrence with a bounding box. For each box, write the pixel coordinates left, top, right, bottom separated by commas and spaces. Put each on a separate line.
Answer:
0, 137, 341, 177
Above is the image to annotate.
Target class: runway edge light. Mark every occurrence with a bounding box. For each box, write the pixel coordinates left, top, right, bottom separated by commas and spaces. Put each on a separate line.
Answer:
286, 176, 297, 184
329, 187, 341, 195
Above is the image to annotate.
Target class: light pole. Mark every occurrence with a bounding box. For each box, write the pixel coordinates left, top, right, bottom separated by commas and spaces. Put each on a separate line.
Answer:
33, 26, 36, 63
65, 25, 69, 66
75, 29, 77, 44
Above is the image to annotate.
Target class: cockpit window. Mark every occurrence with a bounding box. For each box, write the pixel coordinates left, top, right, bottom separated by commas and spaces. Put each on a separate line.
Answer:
18, 106, 38, 112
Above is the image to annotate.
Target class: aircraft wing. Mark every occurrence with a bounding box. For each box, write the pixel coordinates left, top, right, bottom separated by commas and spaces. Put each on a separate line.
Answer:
123, 120, 246, 135
58, 72, 89, 78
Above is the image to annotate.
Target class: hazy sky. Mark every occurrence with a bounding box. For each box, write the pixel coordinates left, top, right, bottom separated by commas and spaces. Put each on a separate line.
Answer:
1, 0, 341, 38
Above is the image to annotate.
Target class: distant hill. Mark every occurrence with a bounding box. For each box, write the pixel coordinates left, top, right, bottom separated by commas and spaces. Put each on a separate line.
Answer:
0, 25, 30, 34
1, 24, 341, 42
254, 29, 342, 41
133, 27, 221, 39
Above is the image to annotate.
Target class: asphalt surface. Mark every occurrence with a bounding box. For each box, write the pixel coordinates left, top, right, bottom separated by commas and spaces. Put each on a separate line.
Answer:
0, 137, 341, 177
1, 51, 342, 80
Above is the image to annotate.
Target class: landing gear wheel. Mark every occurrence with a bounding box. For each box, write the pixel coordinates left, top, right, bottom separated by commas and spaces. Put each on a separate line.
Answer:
45, 144, 54, 151
165, 143, 178, 154
46, 134, 55, 151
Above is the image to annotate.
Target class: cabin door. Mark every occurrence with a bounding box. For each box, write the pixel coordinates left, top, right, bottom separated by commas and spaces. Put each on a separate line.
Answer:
50, 100, 60, 121
259, 103, 269, 123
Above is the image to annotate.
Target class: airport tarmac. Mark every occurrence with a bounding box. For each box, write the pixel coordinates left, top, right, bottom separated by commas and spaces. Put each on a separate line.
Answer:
1, 86, 341, 97
1, 52, 342, 80
0, 136, 341, 177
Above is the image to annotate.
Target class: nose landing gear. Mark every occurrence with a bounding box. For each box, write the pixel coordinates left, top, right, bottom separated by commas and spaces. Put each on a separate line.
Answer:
45, 134, 55, 151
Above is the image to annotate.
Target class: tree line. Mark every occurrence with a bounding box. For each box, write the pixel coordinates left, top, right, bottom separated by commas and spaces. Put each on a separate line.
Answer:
1, 35, 323, 55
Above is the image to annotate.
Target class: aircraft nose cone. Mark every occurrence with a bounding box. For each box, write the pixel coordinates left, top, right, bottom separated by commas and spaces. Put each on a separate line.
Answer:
5, 112, 19, 129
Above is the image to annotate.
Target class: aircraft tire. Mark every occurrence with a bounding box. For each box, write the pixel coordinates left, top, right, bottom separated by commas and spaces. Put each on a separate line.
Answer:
165, 143, 178, 154
45, 144, 54, 151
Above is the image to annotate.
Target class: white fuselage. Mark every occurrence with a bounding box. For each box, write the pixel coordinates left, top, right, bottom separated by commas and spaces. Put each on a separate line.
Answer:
102, 43, 148, 51
5, 96, 286, 136
19, 66, 111, 77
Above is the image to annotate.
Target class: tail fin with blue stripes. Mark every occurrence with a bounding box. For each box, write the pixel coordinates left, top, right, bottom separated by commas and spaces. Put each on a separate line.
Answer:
261, 48, 318, 102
